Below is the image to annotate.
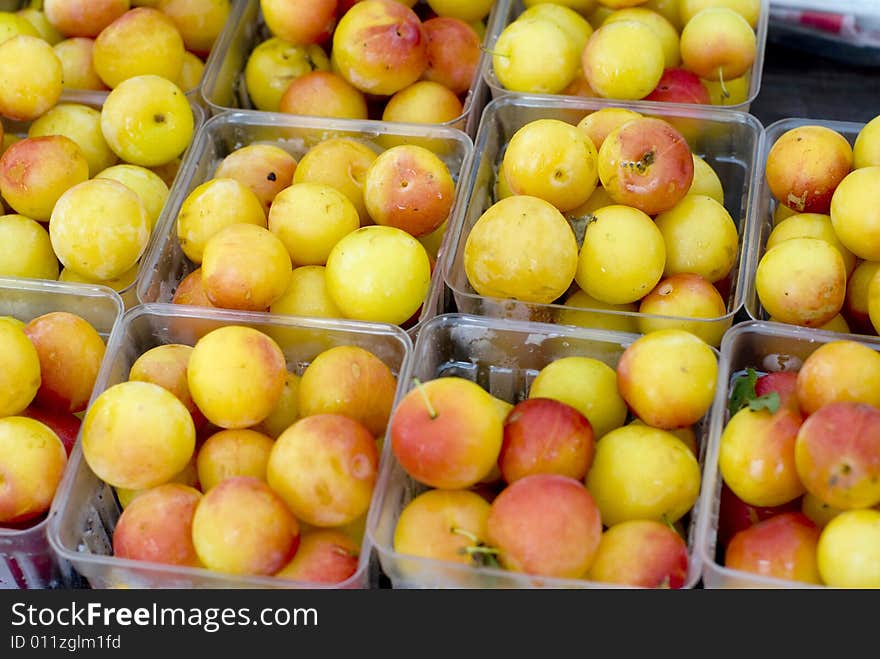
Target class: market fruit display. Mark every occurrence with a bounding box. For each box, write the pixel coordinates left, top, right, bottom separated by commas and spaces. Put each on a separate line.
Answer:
239, 0, 486, 124
463, 110, 738, 346
81, 325, 397, 585
387, 329, 716, 587
714, 340, 880, 587
755, 113, 880, 334
8, 0, 878, 598
0, 310, 109, 527
169, 131, 459, 328
489, 0, 760, 106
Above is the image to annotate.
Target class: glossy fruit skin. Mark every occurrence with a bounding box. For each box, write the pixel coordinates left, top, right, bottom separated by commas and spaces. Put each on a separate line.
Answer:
830, 166, 880, 262
186, 325, 287, 430
616, 329, 718, 430
244, 38, 330, 112
755, 237, 846, 328
363, 144, 456, 238
100, 75, 194, 168
48, 178, 151, 281
794, 402, 880, 511
266, 413, 379, 528
81, 381, 196, 491
0, 416, 67, 524
528, 356, 628, 440
498, 397, 595, 484
331, 0, 428, 97
644, 68, 710, 104
0, 321, 42, 418
587, 519, 689, 589
501, 119, 599, 213
575, 204, 665, 305
816, 509, 880, 588
724, 512, 822, 585
393, 489, 491, 565
582, 21, 664, 100
389, 376, 503, 490
854, 115, 880, 169
324, 225, 431, 325
201, 222, 293, 312
679, 8, 757, 81
297, 344, 397, 439
636, 273, 730, 347
486, 474, 603, 578
464, 195, 578, 304
719, 406, 805, 508
767, 125, 853, 216
654, 194, 738, 284
585, 424, 701, 527
493, 19, 579, 95
795, 340, 880, 416
597, 118, 695, 216
191, 475, 299, 576
0, 35, 63, 122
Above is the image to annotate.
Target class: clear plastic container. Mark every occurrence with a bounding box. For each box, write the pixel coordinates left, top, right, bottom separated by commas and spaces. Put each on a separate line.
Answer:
0, 0, 245, 105
742, 117, 866, 331
695, 319, 878, 589
0, 277, 124, 589
368, 312, 708, 589
136, 110, 473, 339
199, 0, 500, 137
46, 303, 412, 589
2, 90, 206, 310
441, 95, 763, 340
482, 0, 769, 113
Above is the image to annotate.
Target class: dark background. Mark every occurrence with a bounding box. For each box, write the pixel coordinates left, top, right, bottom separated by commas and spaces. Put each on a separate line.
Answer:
750, 32, 880, 127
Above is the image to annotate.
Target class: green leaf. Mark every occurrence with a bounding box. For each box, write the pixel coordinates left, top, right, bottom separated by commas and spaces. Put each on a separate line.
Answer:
728, 368, 759, 416
748, 391, 781, 415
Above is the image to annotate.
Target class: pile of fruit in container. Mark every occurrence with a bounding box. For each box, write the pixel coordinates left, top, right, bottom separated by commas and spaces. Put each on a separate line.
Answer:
716, 339, 880, 588
0, 311, 107, 528
387, 327, 719, 588
244, 0, 490, 124
756, 113, 880, 335
169, 136, 457, 327
0, 2, 219, 291
491, 0, 761, 107
83, 324, 399, 585
465, 108, 737, 346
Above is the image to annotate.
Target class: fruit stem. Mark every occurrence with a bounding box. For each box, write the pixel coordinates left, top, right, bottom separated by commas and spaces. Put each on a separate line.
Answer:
718, 67, 730, 101
413, 377, 437, 419
452, 527, 501, 568
451, 526, 479, 544
661, 514, 676, 533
